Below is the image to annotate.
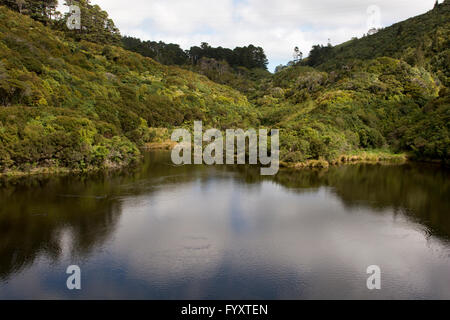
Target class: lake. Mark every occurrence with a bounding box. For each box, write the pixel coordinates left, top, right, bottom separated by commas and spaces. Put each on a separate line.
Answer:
0, 151, 449, 299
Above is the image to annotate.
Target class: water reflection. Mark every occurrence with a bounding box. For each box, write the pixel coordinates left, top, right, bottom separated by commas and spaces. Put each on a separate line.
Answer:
0, 152, 449, 299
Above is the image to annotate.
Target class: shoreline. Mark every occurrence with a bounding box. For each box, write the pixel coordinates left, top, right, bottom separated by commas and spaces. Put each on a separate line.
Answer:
0, 139, 176, 179
0, 159, 138, 179
1, 149, 446, 180
144, 141, 177, 151
280, 151, 409, 169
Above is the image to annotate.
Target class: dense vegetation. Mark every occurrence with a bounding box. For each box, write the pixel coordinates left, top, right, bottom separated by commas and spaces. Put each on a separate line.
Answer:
256, 1, 449, 164
122, 38, 269, 70
121, 37, 271, 96
257, 58, 448, 163
1, 0, 121, 44
121, 37, 189, 66
0, 5, 257, 173
302, 1, 450, 87
0, 0, 57, 25
0, 0, 448, 175
55, 0, 121, 45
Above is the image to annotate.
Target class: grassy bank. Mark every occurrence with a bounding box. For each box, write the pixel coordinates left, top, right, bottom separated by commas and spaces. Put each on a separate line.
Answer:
0, 156, 140, 178
280, 150, 407, 169
145, 141, 177, 151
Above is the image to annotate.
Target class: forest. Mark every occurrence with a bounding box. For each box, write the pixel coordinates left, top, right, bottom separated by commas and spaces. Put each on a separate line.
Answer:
0, 0, 448, 175
122, 37, 268, 70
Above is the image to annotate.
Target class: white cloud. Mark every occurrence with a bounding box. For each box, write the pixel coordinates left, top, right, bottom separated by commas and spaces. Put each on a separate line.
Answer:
60, 0, 438, 71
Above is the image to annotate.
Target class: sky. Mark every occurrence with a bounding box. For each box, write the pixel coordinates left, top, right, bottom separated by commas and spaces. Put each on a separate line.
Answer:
59, 0, 439, 71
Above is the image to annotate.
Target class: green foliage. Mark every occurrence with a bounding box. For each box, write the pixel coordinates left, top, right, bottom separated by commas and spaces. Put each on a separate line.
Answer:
302, 1, 450, 86
186, 57, 271, 95
0, 6, 258, 172
0, 0, 57, 25
257, 56, 447, 163
0, 2, 448, 173
123, 37, 269, 71
398, 90, 450, 161
189, 43, 268, 70
122, 36, 188, 66
55, 0, 121, 45
0, 107, 139, 170
251, 3, 449, 164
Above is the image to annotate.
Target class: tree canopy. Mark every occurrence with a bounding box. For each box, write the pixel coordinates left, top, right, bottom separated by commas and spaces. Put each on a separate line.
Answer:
1, 0, 121, 44
189, 43, 268, 70
122, 37, 269, 70
57, 0, 121, 45
121, 37, 188, 66
0, 0, 57, 24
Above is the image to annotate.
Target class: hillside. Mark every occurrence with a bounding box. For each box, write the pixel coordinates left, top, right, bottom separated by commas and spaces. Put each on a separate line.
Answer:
257, 58, 448, 164
0, 2, 448, 176
0, 6, 258, 173
304, 1, 450, 86
251, 3, 449, 165
122, 37, 271, 95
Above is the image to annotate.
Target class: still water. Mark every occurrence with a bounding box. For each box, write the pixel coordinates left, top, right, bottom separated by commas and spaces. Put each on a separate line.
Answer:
0, 151, 449, 299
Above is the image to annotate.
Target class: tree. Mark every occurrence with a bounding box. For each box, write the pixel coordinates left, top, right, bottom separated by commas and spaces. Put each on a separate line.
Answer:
121, 36, 189, 65
305, 44, 334, 66
186, 43, 268, 70
61, 0, 121, 45
274, 65, 285, 73
293, 46, 303, 63
28, 0, 58, 24
0, 0, 57, 23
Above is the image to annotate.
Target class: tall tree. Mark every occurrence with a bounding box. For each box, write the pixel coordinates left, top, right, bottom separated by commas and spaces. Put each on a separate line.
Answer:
61, 0, 121, 45
121, 36, 189, 65
293, 46, 303, 63
0, 0, 57, 22
29, 0, 58, 23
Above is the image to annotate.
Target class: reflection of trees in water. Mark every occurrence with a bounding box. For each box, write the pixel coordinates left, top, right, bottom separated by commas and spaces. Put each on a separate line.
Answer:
0, 175, 124, 281
0, 151, 210, 281
178, 161, 450, 240
233, 163, 450, 240
1, 151, 448, 281
324, 164, 450, 240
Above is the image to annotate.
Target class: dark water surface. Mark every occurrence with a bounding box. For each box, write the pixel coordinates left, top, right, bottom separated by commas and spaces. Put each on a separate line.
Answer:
0, 151, 449, 299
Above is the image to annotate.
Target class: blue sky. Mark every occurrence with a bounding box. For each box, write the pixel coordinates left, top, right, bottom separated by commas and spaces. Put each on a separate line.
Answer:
60, 0, 439, 71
